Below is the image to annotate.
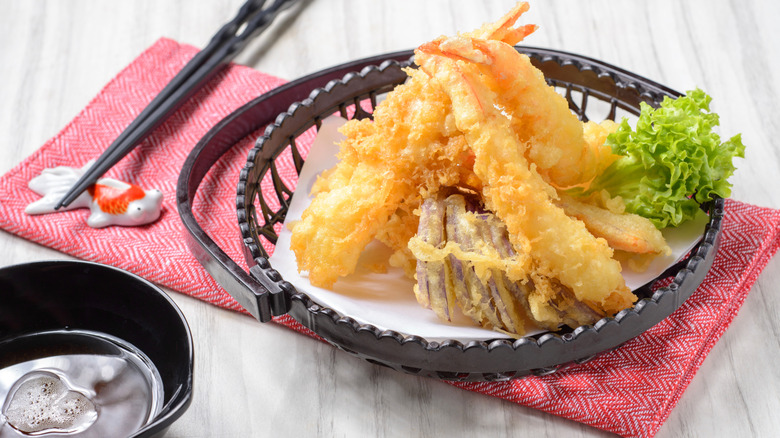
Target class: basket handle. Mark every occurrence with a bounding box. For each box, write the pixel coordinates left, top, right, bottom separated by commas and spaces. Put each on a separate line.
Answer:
175, 51, 415, 322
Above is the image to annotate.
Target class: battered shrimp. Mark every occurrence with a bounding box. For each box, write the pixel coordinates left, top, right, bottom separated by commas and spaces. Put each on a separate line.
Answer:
291, 69, 473, 287
421, 36, 599, 188
415, 39, 636, 314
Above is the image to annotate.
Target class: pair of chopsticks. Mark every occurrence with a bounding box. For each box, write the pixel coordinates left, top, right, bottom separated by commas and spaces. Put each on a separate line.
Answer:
56, 0, 299, 209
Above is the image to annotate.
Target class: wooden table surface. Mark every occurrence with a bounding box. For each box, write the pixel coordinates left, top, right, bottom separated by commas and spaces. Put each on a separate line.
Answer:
1, 1, 779, 437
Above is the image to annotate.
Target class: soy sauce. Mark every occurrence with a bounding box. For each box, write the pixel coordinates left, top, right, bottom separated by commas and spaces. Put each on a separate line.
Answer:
0, 330, 163, 437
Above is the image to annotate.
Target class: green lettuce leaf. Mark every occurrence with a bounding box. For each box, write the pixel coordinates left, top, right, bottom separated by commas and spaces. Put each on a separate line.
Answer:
580, 88, 745, 229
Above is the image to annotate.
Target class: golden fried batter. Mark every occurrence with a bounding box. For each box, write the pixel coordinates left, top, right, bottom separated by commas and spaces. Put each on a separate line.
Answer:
415, 44, 636, 314
291, 68, 474, 287
291, 2, 660, 329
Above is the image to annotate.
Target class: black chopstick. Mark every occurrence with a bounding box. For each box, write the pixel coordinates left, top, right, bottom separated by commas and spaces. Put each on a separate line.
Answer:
55, 0, 299, 209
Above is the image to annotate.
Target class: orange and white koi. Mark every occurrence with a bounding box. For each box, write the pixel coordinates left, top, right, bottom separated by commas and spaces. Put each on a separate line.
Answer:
25, 161, 163, 228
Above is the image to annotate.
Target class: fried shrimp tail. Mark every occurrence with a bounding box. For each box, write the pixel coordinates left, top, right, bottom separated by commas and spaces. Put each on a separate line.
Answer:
466, 1, 538, 45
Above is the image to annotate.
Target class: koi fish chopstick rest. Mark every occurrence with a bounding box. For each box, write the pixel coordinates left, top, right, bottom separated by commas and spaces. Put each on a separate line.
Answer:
25, 161, 163, 228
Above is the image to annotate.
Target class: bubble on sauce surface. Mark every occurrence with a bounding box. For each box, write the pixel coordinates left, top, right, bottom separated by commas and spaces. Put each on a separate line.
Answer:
2, 371, 97, 434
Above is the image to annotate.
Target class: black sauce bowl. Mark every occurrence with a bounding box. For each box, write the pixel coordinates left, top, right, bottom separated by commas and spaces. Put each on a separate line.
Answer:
0, 260, 193, 438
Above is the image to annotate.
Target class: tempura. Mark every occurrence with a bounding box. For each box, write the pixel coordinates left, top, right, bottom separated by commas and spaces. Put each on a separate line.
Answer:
290, 2, 667, 334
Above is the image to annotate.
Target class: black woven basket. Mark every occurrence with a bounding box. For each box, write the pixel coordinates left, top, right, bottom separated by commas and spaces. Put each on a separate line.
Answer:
177, 47, 722, 382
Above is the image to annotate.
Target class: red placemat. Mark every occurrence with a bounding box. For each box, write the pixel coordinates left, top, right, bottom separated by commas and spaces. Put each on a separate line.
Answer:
0, 38, 778, 438
0, 38, 281, 312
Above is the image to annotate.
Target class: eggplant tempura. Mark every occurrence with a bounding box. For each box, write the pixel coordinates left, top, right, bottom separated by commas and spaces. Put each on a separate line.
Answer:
290, 2, 669, 335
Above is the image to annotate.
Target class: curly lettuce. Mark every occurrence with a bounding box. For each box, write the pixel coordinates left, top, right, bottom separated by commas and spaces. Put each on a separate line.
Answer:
581, 88, 745, 229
